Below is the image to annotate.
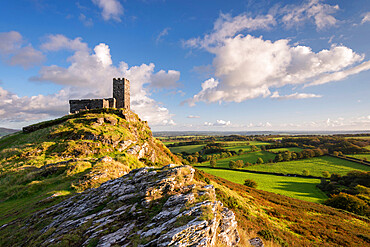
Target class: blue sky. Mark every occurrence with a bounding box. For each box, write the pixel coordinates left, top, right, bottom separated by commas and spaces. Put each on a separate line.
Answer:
0, 0, 369, 131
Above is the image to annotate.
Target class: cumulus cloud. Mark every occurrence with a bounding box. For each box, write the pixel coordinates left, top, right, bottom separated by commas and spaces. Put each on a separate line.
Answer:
41, 34, 89, 52
185, 12, 370, 106
187, 115, 200, 119
185, 13, 275, 49
271, 91, 322, 100
306, 61, 370, 87
0, 31, 45, 69
1, 34, 180, 126
0, 86, 68, 123
361, 12, 370, 24
92, 0, 123, 22
281, 0, 339, 30
204, 120, 231, 126
150, 70, 180, 89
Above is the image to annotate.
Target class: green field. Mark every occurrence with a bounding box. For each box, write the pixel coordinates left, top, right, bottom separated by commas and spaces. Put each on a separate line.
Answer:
169, 144, 205, 154
347, 154, 370, 160
345, 136, 370, 140
197, 167, 327, 203
199, 151, 276, 167
268, 147, 303, 153
244, 156, 370, 177
222, 141, 271, 152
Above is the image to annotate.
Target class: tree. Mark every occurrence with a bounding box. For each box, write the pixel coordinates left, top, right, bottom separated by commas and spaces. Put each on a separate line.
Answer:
244, 179, 257, 188
302, 169, 310, 176
251, 145, 259, 152
243, 162, 252, 167
256, 157, 264, 164
235, 160, 244, 168
322, 171, 330, 178
210, 159, 217, 168
274, 153, 283, 162
282, 151, 292, 161
261, 145, 266, 151
238, 149, 243, 155
291, 152, 297, 160
229, 161, 237, 169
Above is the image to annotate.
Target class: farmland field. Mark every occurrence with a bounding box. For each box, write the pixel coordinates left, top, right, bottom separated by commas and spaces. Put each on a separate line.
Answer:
197, 167, 327, 203
345, 136, 370, 140
347, 154, 370, 160
268, 147, 303, 153
222, 141, 271, 152
168, 144, 205, 154
198, 151, 276, 167
244, 156, 370, 177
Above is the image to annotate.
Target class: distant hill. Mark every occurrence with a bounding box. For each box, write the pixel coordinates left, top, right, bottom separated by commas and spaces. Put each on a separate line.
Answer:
0, 127, 18, 138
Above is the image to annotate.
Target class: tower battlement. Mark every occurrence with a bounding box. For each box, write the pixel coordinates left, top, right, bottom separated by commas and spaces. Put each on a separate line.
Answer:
69, 78, 130, 113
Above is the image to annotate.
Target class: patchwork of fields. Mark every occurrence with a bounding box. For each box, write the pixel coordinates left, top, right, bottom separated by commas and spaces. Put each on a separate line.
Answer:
244, 156, 370, 177
198, 151, 276, 167
164, 138, 369, 203
347, 153, 370, 160
197, 167, 327, 203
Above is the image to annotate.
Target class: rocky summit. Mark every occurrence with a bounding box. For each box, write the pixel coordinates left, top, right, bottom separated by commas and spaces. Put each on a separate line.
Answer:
2, 165, 239, 246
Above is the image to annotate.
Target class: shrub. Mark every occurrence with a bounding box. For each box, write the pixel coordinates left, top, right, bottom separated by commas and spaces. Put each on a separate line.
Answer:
210, 159, 217, 168
244, 179, 257, 188
256, 157, 264, 164
229, 161, 237, 169
322, 171, 330, 178
302, 169, 310, 176
257, 229, 274, 241
324, 192, 369, 216
235, 160, 244, 168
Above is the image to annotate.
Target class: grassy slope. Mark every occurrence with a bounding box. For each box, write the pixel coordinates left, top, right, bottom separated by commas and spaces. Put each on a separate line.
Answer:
0, 109, 179, 225
195, 170, 370, 247
169, 144, 205, 154
245, 156, 370, 177
199, 151, 276, 167
197, 167, 327, 203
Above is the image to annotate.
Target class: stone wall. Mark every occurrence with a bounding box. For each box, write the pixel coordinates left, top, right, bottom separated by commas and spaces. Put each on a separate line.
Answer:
69, 99, 112, 114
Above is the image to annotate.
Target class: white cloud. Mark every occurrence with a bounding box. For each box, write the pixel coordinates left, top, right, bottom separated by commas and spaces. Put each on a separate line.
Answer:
41, 34, 89, 52
281, 0, 339, 30
92, 0, 123, 22
361, 12, 370, 24
156, 28, 170, 43
306, 61, 370, 87
0, 31, 22, 54
8, 34, 180, 127
0, 86, 68, 123
204, 120, 231, 126
79, 14, 93, 27
0, 31, 45, 69
271, 91, 322, 100
150, 69, 180, 89
186, 13, 369, 106
185, 13, 275, 49
187, 115, 200, 119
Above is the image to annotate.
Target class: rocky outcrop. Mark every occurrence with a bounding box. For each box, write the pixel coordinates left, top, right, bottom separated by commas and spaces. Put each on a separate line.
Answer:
19, 165, 239, 246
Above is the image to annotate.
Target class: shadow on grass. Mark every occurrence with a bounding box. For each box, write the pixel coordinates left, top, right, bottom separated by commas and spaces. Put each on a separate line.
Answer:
273, 181, 327, 200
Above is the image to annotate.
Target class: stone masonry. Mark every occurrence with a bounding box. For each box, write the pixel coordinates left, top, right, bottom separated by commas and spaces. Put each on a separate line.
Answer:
69, 78, 130, 113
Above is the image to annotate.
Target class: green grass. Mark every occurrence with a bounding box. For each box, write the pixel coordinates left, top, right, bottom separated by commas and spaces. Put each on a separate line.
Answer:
199, 151, 276, 167
197, 167, 327, 203
347, 154, 370, 160
245, 156, 370, 177
345, 136, 370, 140
169, 144, 205, 154
268, 147, 303, 153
